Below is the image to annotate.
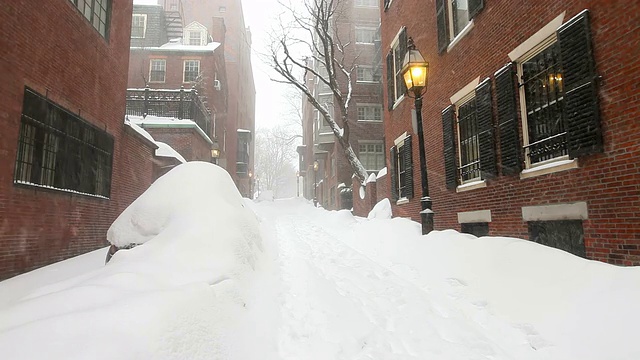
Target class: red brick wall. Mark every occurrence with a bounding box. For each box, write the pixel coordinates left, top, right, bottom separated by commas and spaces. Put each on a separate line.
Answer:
144, 127, 212, 161
352, 177, 378, 217
0, 0, 161, 280
381, 0, 640, 265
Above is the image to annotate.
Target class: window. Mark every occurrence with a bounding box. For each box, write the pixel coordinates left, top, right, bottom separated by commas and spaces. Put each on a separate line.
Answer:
442, 79, 496, 189
355, 0, 378, 7
149, 59, 166, 83
357, 104, 382, 122
389, 134, 413, 201
359, 142, 384, 171
456, 96, 480, 183
495, 11, 603, 174
355, 27, 377, 44
461, 222, 489, 237
529, 220, 585, 257
219, 6, 226, 13
435, 0, 484, 53
183, 60, 200, 83
386, 27, 407, 109
131, 14, 146, 38
14, 88, 113, 197
69, 0, 110, 37
356, 66, 375, 82
188, 31, 203, 46
519, 41, 567, 166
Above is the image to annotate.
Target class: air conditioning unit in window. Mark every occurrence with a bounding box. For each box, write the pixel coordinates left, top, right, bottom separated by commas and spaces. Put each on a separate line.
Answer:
213, 80, 221, 91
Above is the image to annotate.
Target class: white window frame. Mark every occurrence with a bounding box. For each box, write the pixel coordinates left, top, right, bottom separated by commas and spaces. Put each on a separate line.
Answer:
356, 66, 375, 83
131, 14, 147, 39
389, 27, 406, 106
516, 35, 570, 170
454, 92, 481, 184
359, 141, 385, 172
356, 103, 382, 122
355, 27, 377, 44
183, 60, 200, 83
354, 0, 378, 7
446, 0, 472, 40
149, 59, 166, 83
393, 132, 409, 204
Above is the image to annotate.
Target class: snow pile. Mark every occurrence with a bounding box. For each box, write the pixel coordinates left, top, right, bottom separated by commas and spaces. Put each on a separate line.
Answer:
155, 141, 186, 163
0, 162, 263, 360
367, 198, 392, 219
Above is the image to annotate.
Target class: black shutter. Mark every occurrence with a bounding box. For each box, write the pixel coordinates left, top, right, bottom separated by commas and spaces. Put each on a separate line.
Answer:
384, 0, 390, 11
389, 146, 398, 201
397, 28, 408, 97
475, 79, 497, 179
468, 0, 484, 20
436, 0, 449, 54
495, 63, 522, 175
386, 52, 395, 110
403, 136, 414, 199
557, 10, 603, 158
442, 106, 457, 189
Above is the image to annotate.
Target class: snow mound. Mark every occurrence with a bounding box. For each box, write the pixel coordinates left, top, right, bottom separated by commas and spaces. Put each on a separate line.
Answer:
256, 190, 274, 202
367, 198, 392, 219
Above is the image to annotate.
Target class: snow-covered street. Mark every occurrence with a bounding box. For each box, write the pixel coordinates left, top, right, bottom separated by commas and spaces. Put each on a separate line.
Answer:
1, 163, 639, 360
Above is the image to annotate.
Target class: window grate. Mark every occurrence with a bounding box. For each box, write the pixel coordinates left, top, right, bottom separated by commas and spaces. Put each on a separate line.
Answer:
457, 98, 481, 182
522, 42, 567, 164
14, 88, 114, 197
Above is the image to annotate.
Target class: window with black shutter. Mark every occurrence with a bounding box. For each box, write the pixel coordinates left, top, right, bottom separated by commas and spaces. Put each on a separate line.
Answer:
442, 106, 457, 189
389, 135, 414, 201
446, 79, 496, 187
14, 88, 114, 198
436, 0, 484, 54
513, 10, 602, 169
495, 63, 522, 175
387, 27, 407, 108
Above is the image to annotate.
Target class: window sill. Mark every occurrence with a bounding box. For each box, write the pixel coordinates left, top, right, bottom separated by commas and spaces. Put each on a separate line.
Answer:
357, 119, 383, 123
392, 94, 405, 110
14, 180, 110, 200
456, 179, 486, 193
520, 159, 578, 179
356, 81, 379, 84
396, 197, 409, 205
446, 20, 475, 53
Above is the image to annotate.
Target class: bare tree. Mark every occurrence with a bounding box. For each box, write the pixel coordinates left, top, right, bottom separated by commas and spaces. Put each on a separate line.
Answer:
255, 126, 298, 197
268, 0, 369, 184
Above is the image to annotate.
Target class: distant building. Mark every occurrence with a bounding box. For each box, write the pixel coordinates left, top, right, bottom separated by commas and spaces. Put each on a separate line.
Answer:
0, 0, 157, 280
299, 0, 385, 210
380, 0, 640, 265
173, 0, 257, 198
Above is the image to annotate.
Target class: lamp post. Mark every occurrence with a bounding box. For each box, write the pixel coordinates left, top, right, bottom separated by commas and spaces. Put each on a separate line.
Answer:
210, 141, 220, 165
296, 171, 300, 197
400, 37, 433, 235
248, 171, 253, 199
313, 160, 319, 207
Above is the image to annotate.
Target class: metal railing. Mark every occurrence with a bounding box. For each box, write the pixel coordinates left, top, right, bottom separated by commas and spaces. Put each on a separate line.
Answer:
125, 86, 212, 135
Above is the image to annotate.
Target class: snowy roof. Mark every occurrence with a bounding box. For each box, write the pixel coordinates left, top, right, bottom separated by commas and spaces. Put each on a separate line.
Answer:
124, 117, 158, 149
155, 141, 187, 163
366, 172, 377, 184
376, 167, 388, 179
130, 41, 220, 53
128, 115, 213, 145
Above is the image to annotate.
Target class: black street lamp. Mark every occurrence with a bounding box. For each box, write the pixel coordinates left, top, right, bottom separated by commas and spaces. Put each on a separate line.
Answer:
313, 160, 319, 207
400, 37, 434, 235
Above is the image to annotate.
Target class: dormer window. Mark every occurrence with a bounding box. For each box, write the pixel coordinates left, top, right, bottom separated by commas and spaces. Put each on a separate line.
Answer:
131, 14, 147, 38
183, 21, 208, 46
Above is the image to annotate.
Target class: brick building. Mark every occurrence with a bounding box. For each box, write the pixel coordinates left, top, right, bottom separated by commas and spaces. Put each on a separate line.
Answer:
380, 0, 640, 264
0, 0, 160, 280
176, 0, 256, 197
127, 3, 226, 163
299, 0, 385, 210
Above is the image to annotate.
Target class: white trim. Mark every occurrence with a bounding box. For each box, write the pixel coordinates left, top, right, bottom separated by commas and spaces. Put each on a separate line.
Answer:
520, 158, 578, 179
450, 77, 480, 104
148, 58, 166, 83
393, 131, 408, 146
522, 202, 588, 221
182, 59, 200, 83
396, 198, 409, 205
131, 14, 147, 39
446, 20, 475, 52
458, 210, 492, 224
508, 12, 566, 61
456, 180, 487, 192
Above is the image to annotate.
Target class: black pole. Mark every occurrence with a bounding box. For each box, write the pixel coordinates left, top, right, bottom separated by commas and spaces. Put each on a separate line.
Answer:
415, 94, 434, 234
313, 166, 318, 207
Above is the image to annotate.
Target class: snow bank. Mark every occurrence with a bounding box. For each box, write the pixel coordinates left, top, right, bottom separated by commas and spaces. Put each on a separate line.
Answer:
367, 198, 391, 219
0, 162, 263, 360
